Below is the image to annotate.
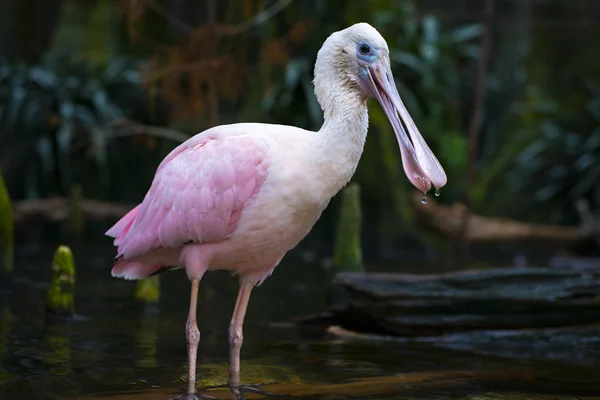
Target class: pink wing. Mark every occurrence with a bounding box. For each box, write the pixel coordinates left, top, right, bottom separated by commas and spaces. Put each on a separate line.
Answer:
107, 134, 270, 260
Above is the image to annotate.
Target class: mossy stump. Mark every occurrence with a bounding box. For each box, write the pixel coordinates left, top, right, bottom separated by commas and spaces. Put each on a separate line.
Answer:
46, 245, 76, 319
135, 276, 160, 304
0, 169, 14, 275
333, 183, 364, 273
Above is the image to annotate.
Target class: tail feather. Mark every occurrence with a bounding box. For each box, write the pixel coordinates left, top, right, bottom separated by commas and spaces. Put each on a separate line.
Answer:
106, 205, 140, 240
108, 205, 183, 280
111, 257, 179, 280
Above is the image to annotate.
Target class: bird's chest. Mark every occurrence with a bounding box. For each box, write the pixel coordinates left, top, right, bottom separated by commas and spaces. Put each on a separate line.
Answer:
216, 186, 324, 273
229, 166, 331, 256
221, 140, 357, 268
251, 172, 330, 237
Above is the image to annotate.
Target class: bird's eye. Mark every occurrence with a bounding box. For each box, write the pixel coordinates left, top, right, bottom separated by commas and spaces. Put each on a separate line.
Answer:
359, 43, 371, 55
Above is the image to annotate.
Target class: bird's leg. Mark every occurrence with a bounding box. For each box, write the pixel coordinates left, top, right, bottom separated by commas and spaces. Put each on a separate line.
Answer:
227, 280, 254, 387
186, 278, 201, 395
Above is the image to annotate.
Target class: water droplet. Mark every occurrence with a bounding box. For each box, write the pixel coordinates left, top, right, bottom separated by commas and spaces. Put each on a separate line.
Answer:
421, 193, 428, 204
434, 188, 440, 197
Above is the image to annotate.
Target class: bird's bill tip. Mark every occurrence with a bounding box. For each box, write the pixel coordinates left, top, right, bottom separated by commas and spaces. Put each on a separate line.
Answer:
362, 59, 447, 192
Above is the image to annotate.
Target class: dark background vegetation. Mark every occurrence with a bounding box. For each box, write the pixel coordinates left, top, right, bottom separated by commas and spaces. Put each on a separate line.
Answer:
1, 0, 600, 264
2, 3, 600, 398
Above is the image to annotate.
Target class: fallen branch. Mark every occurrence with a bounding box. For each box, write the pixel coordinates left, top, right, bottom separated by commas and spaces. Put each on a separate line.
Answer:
12, 192, 596, 250
13, 196, 133, 226
326, 323, 600, 365
411, 193, 588, 245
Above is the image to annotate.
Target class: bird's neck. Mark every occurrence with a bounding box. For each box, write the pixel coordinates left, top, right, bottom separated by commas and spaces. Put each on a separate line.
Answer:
310, 86, 369, 195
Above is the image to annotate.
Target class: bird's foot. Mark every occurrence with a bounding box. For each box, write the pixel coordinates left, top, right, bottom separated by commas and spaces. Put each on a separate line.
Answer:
169, 393, 218, 400
237, 384, 264, 394
228, 383, 282, 399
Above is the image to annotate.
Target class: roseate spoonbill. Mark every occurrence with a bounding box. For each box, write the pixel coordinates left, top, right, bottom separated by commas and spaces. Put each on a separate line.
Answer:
106, 22, 446, 397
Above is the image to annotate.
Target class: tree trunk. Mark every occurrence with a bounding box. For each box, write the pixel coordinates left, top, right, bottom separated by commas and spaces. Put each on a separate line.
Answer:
16, 0, 63, 62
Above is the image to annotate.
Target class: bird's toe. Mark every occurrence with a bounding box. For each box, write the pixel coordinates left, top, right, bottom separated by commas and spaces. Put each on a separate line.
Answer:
234, 384, 283, 398
237, 384, 263, 393
169, 393, 218, 400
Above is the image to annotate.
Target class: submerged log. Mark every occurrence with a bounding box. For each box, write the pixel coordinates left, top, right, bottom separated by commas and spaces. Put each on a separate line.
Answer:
300, 268, 600, 337
326, 322, 600, 366
326, 321, 600, 358
548, 256, 600, 271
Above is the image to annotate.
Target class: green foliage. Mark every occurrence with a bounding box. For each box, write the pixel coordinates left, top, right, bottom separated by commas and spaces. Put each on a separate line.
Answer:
2, 0, 596, 244
0, 54, 152, 199
510, 80, 600, 222
239, 1, 482, 214
257, 56, 323, 130
472, 84, 559, 208
52, 0, 116, 66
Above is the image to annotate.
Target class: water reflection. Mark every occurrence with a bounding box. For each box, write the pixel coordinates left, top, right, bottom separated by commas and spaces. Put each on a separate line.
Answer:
42, 323, 72, 376
0, 301, 13, 386
135, 306, 159, 369
0, 241, 600, 400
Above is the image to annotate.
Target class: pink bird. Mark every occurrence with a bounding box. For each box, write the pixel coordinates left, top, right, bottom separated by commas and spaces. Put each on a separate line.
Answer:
106, 23, 446, 398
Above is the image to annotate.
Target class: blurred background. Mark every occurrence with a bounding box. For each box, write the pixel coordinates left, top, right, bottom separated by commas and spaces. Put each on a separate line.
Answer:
1, 1, 600, 399
2, 0, 600, 264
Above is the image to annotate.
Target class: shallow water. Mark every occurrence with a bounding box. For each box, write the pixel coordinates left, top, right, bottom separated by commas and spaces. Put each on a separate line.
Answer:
1, 241, 600, 400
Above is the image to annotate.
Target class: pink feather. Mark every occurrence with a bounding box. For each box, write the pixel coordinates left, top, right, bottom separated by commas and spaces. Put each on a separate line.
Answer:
106, 132, 270, 277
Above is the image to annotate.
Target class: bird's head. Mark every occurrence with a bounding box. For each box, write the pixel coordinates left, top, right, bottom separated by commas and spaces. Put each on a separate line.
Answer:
314, 22, 447, 193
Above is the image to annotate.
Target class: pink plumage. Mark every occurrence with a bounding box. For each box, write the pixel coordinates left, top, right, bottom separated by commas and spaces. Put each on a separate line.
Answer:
107, 130, 269, 279
106, 24, 448, 397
